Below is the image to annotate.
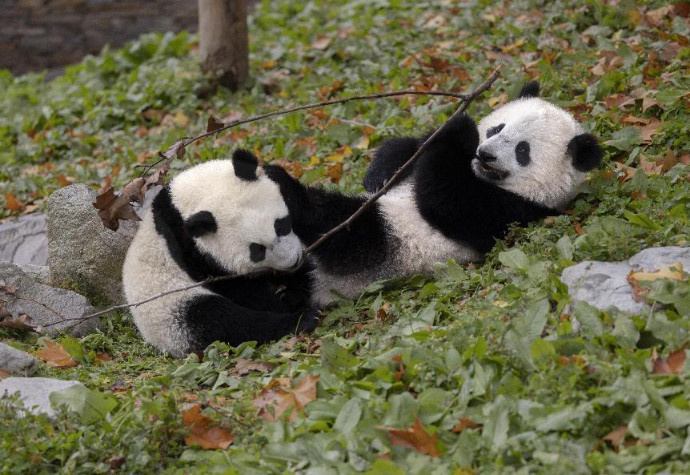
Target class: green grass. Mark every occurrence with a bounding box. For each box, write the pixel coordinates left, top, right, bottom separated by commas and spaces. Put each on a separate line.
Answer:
1, 0, 690, 472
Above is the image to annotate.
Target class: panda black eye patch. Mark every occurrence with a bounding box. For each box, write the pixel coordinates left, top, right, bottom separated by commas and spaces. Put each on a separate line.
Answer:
249, 243, 266, 262
185, 211, 217, 237
274, 216, 292, 237
486, 123, 505, 138
515, 141, 531, 166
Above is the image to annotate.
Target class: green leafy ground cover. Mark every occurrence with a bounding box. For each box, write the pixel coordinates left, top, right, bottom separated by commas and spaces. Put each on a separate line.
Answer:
1, 0, 690, 472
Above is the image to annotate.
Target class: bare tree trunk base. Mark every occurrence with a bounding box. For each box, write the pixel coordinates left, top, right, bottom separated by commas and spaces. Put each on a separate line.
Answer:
198, 0, 249, 92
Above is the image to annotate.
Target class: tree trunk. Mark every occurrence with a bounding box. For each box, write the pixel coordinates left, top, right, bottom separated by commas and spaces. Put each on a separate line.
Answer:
198, 0, 248, 91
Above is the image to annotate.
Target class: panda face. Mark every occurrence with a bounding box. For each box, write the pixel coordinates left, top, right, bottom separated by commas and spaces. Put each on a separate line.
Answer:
472, 97, 598, 210
170, 158, 304, 275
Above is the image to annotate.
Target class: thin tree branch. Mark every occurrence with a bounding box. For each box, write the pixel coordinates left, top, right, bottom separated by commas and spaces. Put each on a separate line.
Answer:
183, 89, 469, 147
306, 65, 502, 253
52, 70, 500, 328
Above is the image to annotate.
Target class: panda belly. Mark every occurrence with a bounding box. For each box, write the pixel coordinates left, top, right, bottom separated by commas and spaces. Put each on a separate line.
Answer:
122, 214, 210, 357
378, 182, 482, 274
308, 182, 481, 307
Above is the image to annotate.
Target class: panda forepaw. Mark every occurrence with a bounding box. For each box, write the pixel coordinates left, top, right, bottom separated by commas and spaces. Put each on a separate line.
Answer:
430, 113, 479, 156
296, 308, 320, 334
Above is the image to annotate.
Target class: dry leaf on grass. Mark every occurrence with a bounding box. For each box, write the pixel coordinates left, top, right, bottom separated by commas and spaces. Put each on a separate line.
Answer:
232, 358, 274, 376
0, 312, 39, 332
602, 425, 628, 452
652, 346, 686, 375
181, 404, 234, 450
252, 375, 319, 422
378, 417, 441, 457
35, 340, 78, 368
451, 417, 482, 433
627, 262, 686, 302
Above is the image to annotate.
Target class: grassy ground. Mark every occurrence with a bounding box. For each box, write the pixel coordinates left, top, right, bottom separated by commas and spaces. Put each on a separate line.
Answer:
1, 0, 690, 473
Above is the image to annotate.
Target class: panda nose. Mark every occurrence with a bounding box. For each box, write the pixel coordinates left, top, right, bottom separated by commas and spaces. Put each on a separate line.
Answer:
477, 148, 497, 162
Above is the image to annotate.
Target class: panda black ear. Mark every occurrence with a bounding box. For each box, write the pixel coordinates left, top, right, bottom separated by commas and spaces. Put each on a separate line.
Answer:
518, 80, 540, 99
232, 149, 259, 181
568, 133, 603, 172
185, 211, 217, 237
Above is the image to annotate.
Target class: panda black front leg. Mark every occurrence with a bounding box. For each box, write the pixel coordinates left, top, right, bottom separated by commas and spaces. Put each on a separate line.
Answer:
183, 295, 317, 352
363, 137, 420, 193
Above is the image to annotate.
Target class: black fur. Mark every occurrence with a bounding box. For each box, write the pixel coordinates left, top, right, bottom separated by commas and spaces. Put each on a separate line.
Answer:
249, 243, 266, 262
363, 137, 419, 193
232, 148, 259, 181
265, 165, 390, 275
515, 141, 531, 166
486, 123, 505, 138
184, 294, 317, 351
413, 114, 558, 254
518, 80, 540, 98
568, 133, 603, 172
185, 211, 217, 237
274, 216, 292, 236
151, 187, 315, 350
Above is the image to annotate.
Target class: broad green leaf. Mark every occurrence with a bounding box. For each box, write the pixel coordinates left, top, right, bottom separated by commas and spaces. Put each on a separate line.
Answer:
499, 249, 530, 272
530, 339, 556, 362
556, 235, 574, 260
333, 398, 362, 435
50, 385, 117, 424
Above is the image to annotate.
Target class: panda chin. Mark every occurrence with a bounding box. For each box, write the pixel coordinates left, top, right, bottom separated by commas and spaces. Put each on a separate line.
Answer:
471, 158, 510, 182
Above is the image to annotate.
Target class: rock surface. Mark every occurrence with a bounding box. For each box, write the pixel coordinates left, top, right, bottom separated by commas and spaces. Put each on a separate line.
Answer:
0, 213, 47, 266
0, 377, 81, 417
0, 261, 99, 336
0, 343, 39, 376
46, 184, 138, 305
561, 246, 690, 314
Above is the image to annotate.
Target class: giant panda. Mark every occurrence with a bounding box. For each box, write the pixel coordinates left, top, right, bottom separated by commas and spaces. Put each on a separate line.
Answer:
122, 151, 317, 357
266, 81, 602, 307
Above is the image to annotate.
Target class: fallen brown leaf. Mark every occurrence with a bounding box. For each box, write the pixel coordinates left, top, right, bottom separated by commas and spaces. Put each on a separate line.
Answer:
252, 375, 319, 422
232, 358, 274, 376
0, 312, 39, 332
0, 369, 9, 379
603, 425, 627, 452
4, 193, 23, 212
451, 417, 482, 433
312, 35, 332, 50
181, 404, 234, 450
378, 417, 441, 457
35, 340, 78, 368
652, 346, 686, 375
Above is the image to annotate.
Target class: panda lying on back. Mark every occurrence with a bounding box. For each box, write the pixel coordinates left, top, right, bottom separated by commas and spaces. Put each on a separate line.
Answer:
122, 152, 317, 357
267, 81, 602, 307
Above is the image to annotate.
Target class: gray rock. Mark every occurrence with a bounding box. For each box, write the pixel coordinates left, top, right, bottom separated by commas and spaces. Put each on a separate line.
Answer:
561, 246, 690, 315
0, 213, 47, 266
629, 246, 690, 273
46, 184, 138, 305
0, 343, 39, 376
0, 261, 99, 336
17, 264, 51, 285
0, 377, 81, 417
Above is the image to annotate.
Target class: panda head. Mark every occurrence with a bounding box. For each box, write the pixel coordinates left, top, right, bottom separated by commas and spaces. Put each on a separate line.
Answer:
168, 150, 304, 275
472, 81, 602, 210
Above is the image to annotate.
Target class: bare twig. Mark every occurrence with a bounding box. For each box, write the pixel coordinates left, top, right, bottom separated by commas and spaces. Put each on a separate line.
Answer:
181, 89, 469, 147
306, 65, 502, 253
66, 70, 501, 327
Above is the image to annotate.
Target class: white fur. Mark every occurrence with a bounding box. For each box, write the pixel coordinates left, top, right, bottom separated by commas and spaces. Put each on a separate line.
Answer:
475, 98, 587, 210
310, 181, 482, 307
122, 159, 304, 357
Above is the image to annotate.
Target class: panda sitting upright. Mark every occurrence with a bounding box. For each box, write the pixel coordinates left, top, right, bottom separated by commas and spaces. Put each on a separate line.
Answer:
122, 151, 316, 357
267, 81, 602, 307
